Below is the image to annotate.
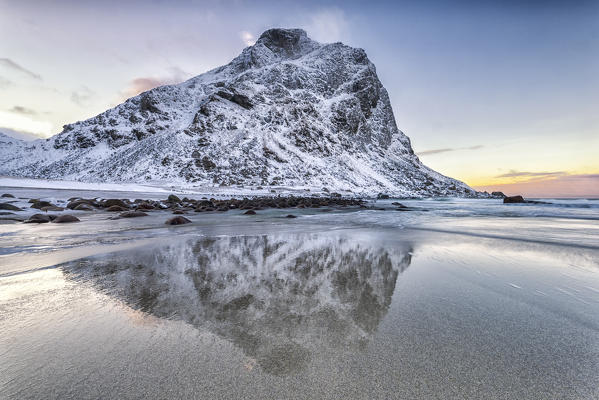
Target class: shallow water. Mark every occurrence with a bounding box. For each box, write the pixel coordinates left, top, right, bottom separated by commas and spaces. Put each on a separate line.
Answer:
1, 188, 598, 399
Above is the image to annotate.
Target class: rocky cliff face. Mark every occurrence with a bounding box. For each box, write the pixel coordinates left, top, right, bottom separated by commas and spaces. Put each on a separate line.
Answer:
0, 28, 476, 197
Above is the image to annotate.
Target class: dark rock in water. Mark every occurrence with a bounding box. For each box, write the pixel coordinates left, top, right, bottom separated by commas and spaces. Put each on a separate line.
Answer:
106, 205, 128, 212
492, 191, 506, 198
25, 213, 56, 223
165, 216, 191, 225
136, 202, 155, 210
1, 193, 15, 198
504, 195, 525, 204
0, 211, 15, 215
31, 200, 55, 209
41, 206, 65, 212
74, 204, 94, 211
503, 195, 551, 205
167, 194, 181, 203
391, 202, 408, 208
285, 214, 297, 218
0, 202, 22, 211
67, 199, 99, 209
119, 211, 148, 218
377, 193, 390, 199
244, 210, 257, 215
28, 199, 39, 203
53, 214, 80, 223
102, 199, 129, 208
172, 210, 185, 215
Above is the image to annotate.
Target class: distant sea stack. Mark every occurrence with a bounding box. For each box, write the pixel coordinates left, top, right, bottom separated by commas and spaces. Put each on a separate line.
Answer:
0, 28, 479, 197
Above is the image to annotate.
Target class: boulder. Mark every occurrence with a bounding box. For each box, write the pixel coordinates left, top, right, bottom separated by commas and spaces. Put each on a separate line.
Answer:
173, 210, 186, 215
74, 204, 94, 211
41, 206, 65, 212
285, 214, 297, 218
53, 214, 80, 223
102, 199, 129, 208
24, 214, 56, 223
0, 202, 22, 211
503, 195, 525, 204
1, 193, 15, 198
119, 211, 148, 218
165, 216, 191, 225
167, 194, 181, 203
31, 200, 55, 209
67, 199, 98, 209
243, 210, 257, 215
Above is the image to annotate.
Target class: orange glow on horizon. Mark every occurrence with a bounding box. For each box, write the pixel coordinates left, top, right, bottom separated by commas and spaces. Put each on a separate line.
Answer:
471, 173, 599, 198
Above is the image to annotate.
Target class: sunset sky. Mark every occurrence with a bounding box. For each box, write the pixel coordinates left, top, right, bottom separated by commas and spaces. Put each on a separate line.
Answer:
1, 0, 597, 197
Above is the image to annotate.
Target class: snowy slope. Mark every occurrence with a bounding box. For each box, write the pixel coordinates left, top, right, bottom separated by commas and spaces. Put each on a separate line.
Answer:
0, 28, 477, 197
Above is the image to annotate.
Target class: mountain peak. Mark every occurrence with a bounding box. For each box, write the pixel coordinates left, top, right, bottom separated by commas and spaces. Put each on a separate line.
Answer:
250, 28, 318, 62
257, 28, 308, 43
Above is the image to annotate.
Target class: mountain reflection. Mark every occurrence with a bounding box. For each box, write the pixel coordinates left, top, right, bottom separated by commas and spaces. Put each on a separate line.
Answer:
62, 234, 412, 375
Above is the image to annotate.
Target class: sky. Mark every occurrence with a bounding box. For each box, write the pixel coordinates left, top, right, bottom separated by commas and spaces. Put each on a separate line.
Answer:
0, 0, 598, 197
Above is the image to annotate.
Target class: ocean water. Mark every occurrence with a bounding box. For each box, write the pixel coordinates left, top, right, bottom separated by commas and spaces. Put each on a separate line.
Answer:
1, 188, 598, 399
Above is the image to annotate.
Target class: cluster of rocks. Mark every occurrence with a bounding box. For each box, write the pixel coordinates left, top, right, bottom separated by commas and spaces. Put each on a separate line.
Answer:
58, 194, 364, 216
1, 192, 367, 225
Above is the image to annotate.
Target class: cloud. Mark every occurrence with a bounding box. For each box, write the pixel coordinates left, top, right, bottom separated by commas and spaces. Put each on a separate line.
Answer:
9, 105, 37, 116
240, 31, 256, 46
71, 86, 95, 107
120, 67, 191, 99
0, 110, 53, 138
417, 145, 484, 156
0, 76, 13, 89
494, 170, 567, 179
0, 58, 42, 80
304, 8, 349, 43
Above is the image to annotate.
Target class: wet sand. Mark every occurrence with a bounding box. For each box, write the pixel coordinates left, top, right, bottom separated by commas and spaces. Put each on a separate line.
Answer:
1, 190, 598, 399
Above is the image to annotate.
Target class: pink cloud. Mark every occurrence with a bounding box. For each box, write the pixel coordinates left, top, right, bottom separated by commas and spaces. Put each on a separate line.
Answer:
120, 67, 190, 99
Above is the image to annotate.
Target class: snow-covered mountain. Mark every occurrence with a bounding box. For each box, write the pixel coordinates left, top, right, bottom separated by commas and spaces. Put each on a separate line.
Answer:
0, 28, 477, 197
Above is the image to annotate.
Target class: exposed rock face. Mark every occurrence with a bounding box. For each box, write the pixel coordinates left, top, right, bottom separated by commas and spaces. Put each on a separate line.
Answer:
0, 28, 477, 197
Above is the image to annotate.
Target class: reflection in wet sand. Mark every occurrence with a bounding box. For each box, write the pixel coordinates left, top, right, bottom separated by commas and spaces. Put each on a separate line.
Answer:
61, 234, 412, 375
